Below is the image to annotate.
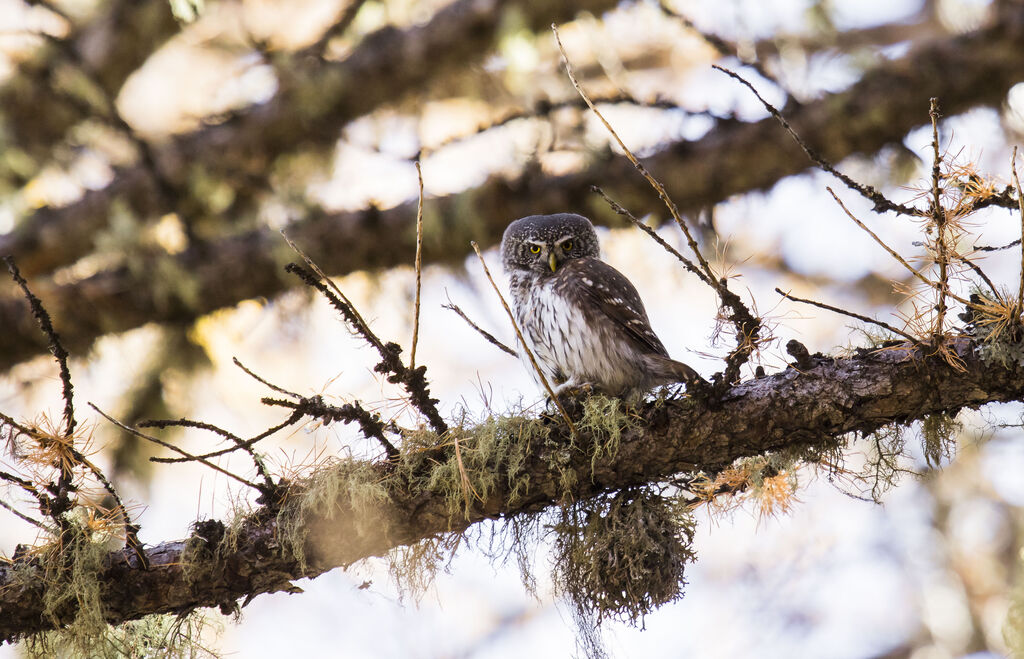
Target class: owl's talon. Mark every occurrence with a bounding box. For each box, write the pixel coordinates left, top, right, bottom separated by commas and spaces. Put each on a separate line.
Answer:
551, 382, 593, 399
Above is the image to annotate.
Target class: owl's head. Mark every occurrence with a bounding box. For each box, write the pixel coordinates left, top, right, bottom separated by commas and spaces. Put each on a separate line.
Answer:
501, 213, 600, 275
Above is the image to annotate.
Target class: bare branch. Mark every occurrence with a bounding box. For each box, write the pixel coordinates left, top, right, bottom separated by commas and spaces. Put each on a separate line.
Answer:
555, 26, 759, 389
775, 288, 924, 347
826, 187, 971, 308
591, 185, 708, 285
5, 258, 75, 438
150, 410, 304, 464
232, 358, 301, 399
469, 241, 576, 436
260, 396, 399, 462
136, 418, 278, 494
0, 499, 47, 530
975, 238, 1022, 252
554, 25, 716, 283
713, 64, 919, 217
89, 404, 263, 492
1, 337, 1021, 639
442, 295, 517, 357
284, 262, 447, 435
411, 162, 425, 369
1012, 147, 1024, 312
929, 98, 949, 337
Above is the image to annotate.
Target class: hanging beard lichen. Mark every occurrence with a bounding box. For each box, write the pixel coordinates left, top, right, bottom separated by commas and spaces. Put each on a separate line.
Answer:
19, 514, 219, 658
921, 412, 961, 469
552, 487, 697, 627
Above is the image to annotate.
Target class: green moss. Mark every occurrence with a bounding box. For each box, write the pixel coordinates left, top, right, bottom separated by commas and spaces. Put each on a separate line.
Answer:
921, 412, 961, 468
32, 530, 110, 657
977, 338, 1024, 369
577, 395, 632, 472
276, 458, 390, 571
399, 412, 548, 520
552, 488, 697, 627
20, 510, 221, 658
26, 611, 222, 659
387, 533, 462, 600
862, 424, 908, 501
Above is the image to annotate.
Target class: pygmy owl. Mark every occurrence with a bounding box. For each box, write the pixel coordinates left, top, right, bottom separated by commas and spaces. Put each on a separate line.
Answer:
501, 213, 701, 398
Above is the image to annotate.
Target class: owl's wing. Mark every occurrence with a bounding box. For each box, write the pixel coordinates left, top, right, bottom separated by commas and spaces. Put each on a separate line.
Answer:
554, 257, 670, 357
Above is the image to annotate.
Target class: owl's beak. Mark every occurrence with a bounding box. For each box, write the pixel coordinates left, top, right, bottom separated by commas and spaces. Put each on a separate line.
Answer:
548, 251, 558, 272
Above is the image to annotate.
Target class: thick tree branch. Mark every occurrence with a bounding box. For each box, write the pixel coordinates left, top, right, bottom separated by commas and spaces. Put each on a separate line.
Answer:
0, 337, 1019, 640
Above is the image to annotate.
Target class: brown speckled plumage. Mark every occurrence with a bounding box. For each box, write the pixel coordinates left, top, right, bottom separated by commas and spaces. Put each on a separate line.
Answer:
501, 213, 700, 397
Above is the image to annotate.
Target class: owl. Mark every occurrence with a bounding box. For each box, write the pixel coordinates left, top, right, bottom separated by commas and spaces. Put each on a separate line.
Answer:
500, 213, 701, 398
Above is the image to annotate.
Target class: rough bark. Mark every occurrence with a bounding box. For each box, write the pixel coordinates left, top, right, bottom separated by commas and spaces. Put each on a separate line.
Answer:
0, 337, 1018, 641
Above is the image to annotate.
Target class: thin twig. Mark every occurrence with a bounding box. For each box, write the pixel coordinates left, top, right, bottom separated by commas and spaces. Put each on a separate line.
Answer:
411, 161, 425, 369
280, 231, 386, 354
151, 410, 304, 463
260, 396, 400, 461
285, 262, 448, 434
232, 358, 301, 399
442, 293, 517, 357
555, 25, 758, 388
975, 238, 1022, 252
0, 410, 35, 438
69, 446, 150, 568
138, 418, 277, 492
4, 258, 75, 438
2, 263, 148, 562
713, 65, 918, 217
591, 185, 709, 285
0, 469, 41, 498
929, 98, 949, 338
281, 232, 446, 432
0, 499, 47, 529
469, 242, 576, 436
826, 187, 971, 307
776, 288, 924, 346
1012, 146, 1024, 313
554, 25, 716, 283
957, 255, 1000, 296
89, 403, 262, 492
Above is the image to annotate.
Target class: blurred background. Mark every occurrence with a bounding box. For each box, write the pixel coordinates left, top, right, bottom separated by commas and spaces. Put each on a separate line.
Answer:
2, 0, 1024, 656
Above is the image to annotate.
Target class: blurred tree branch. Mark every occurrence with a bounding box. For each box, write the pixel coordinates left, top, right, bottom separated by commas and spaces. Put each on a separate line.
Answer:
1, 0, 620, 278
0, 0, 179, 184
3, 4, 1024, 369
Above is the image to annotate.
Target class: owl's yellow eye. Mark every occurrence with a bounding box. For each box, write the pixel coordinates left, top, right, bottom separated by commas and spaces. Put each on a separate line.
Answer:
529, 245, 542, 254
562, 240, 573, 252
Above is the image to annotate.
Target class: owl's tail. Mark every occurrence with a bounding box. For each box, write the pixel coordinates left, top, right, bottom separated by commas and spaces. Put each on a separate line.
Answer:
643, 354, 707, 388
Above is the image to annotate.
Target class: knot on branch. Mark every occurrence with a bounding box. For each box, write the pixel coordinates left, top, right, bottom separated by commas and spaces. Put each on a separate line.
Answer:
785, 339, 817, 371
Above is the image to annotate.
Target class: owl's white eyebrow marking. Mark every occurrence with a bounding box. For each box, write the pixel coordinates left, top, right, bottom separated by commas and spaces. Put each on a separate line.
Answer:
555, 235, 574, 245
